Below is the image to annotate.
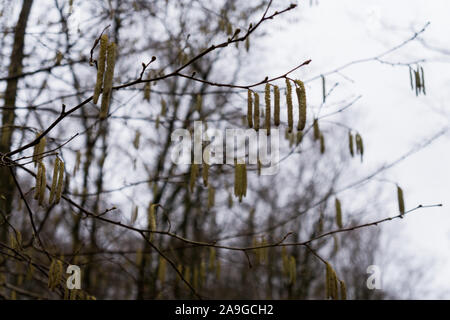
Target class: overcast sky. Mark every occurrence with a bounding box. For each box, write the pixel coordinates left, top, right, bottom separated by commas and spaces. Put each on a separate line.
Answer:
254, 0, 450, 298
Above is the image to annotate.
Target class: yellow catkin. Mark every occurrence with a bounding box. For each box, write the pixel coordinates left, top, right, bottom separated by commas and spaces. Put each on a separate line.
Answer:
48, 258, 63, 290
55, 160, 64, 204
158, 257, 166, 283
286, 79, 293, 132
325, 262, 332, 299
265, 83, 271, 135
274, 85, 280, 126
189, 163, 198, 193
325, 262, 338, 299
143, 82, 150, 102
135, 249, 142, 266
148, 203, 157, 241
93, 34, 108, 104
253, 92, 260, 131
99, 42, 116, 119
33, 133, 45, 166
193, 266, 199, 289
34, 162, 42, 200
348, 131, 354, 157
202, 153, 209, 187
196, 94, 202, 113
234, 163, 247, 201
207, 185, 215, 209
247, 90, 253, 128
133, 130, 140, 149
38, 162, 46, 206
245, 36, 250, 52
289, 256, 296, 284
49, 158, 60, 204
397, 186, 405, 215
38, 137, 46, 159
227, 191, 233, 208
209, 247, 216, 271
335, 198, 343, 228
339, 279, 347, 300
420, 66, 426, 95
296, 130, 303, 146
131, 205, 138, 224
355, 133, 364, 162
73, 150, 81, 175
319, 133, 325, 154
415, 69, 420, 96
313, 118, 320, 141
295, 80, 307, 131
161, 98, 167, 116
257, 158, 262, 176
332, 272, 338, 299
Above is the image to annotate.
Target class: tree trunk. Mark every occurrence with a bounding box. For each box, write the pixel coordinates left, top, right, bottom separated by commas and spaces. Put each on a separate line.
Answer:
0, 0, 33, 242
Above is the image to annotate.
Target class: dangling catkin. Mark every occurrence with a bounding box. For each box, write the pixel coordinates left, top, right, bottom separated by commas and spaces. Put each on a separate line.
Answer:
37, 162, 46, 205
195, 94, 202, 113
93, 34, 108, 104
253, 92, 260, 131
286, 79, 293, 132
319, 133, 325, 154
325, 262, 338, 300
161, 98, 167, 116
148, 203, 157, 241
295, 80, 307, 131
158, 257, 166, 283
34, 162, 43, 200
247, 90, 253, 128
209, 247, 216, 271
131, 205, 138, 224
234, 163, 247, 202
265, 83, 271, 135
296, 130, 303, 146
289, 256, 296, 284
49, 158, 59, 204
143, 82, 151, 102
99, 42, 116, 119
189, 163, 198, 192
202, 163, 209, 187
274, 85, 280, 126
415, 69, 420, 96
133, 130, 141, 149
55, 159, 64, 204
33, 134, 46, 166
313, 118, 320, 141
355, 133, 364, 162
348, 131, 354, 157
335, 198, 343, 228
397, 185, 405, 216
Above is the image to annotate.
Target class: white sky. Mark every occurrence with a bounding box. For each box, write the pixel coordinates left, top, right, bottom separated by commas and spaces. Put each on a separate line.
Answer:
256, 0, 450, 298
